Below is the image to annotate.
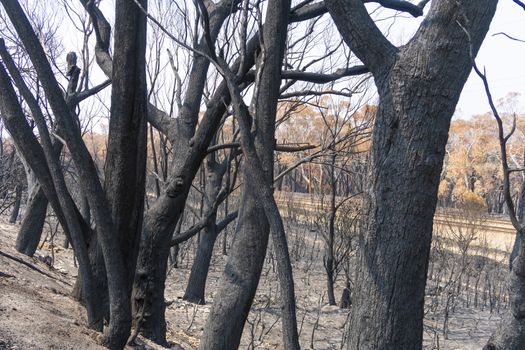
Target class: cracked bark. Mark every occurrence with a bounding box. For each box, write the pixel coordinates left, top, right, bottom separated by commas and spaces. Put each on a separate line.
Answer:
324, 0, 498, 348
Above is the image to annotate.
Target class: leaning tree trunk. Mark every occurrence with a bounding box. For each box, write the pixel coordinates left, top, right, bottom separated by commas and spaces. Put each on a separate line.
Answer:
324, 0, 497, 349
0, 47, 102, 332
104, 0, 148, 294
199, 184, 270, 349
199, 0, 295, 348
183, 154, 223, 304
325, 153, 337, 306
0, 2, 136, 347
16, 135, 63, 256
16, 184, 47, 255
484, 247, 525, 349
8, 184, 22, 224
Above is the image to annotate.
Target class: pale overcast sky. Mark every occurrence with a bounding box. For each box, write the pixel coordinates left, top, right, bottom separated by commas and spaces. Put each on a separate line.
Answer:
456, 0, 525, 118
58, 1, 525, 119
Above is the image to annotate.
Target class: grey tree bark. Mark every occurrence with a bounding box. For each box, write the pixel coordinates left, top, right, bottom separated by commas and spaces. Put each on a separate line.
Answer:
472, 33, 525, 350
0, 59, 102, 331
16, 184, 47, 255
183, 151, 227, 305
199, 0, 299, 348
324, 0, 497, 348
325, 153, 337, 306
104, 0, 148, 297
8, 183, 21, 223
0, 1, 134, 347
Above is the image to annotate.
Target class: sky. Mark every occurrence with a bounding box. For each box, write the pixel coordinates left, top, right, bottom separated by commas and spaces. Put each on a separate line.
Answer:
368, 0, 525, 118
24, 0, 525, 120
456, 0, 525, 118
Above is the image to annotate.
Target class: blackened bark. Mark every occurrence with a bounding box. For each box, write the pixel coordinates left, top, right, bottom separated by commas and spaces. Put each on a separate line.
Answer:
0, 2, 132, 347
104, 0, 148, 293
16, 185, 47, 255
339, 281, 351, 309
8, 184, 22, 223
324, 0, 497, 349
509, 179, 525, 270
183, 154, 223, 304
0, 60, 102, 331
131, 13, 253, 343
484, 249, 525, 349
200, 0, 298, 348
183, 221, 218, 304
71, 230, 109, 322
199, 184, 270, 349
16, 133, 64, 256
325, 153, 337, 306
125, 3, 242, 342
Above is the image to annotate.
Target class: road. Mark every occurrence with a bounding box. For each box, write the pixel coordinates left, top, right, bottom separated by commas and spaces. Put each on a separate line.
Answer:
274, 191, 515, 257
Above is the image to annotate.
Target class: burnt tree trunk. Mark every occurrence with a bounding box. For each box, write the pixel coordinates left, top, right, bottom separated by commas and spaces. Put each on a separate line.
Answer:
16, 135, 64, 256
183, 219, 218, 304
130, 5, 250, 343
0, 2, 136, 347
0, 51, 102, 331
8, 183, 22, 223
199, 0, 297, 348
485, 247, 525, 349
183, 153, 223, 304
16, 184, 47, 255
509, 176, 525, 270
104, 0, 148, 294
199, 182, 270, 349
325, 0, 497, 348
325, 153, 337, 306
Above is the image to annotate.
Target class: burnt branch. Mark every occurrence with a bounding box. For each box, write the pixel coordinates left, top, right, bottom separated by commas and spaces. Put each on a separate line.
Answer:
513, 0, 525, 11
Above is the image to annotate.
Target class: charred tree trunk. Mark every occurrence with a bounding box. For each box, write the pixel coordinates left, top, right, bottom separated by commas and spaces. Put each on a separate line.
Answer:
9, 184, 22, 223
71, 229, 109, 320
0, 2, 136, 347
199, 184, 270, 349
325, 0, 497, 348
183, 154, 223, 304
325, 153, 337, 306
485, 248, 525, 349
0, 48, 102, 332
183, 220, 218, 304
509, 177, 525, 270
17, 134, 64, 256
200, 0, 297, 348
131, 7, 251, 343
16, 184, 47, 255
104, 0, 148, 294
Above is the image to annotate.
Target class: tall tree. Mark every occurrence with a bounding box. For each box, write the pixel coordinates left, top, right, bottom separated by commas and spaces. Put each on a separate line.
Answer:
104, 0, 148, 294
472, 53, 525, 350
199, 0, 298, 348
0, 0, 148, 347
324, 0, 498, 348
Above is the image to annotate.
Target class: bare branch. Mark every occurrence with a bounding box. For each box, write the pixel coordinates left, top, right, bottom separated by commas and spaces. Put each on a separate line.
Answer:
513, 0, 525, 11
364, 0, 425, 17
280, 89, 352, 99
324, 0, 398, 75
75, 79, 111, 103
282, 65, 369, 83
207, 141, 317, 154
472, 62, 522, 231
493, 32, 525, 43
290, 0, 429, 22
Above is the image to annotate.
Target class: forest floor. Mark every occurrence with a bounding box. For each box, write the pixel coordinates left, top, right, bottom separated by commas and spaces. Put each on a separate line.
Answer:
0, 215, 507, 349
